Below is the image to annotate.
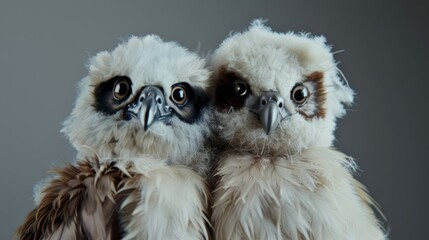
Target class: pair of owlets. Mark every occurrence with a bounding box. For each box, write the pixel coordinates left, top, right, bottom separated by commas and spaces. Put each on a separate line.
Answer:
17, 21, 386, 240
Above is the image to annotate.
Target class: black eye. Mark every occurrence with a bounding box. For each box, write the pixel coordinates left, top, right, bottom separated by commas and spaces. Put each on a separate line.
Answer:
171, 85, 188, 106
291, 85, 309, 105
113, 79, 130, 101
233, 80, 248, 97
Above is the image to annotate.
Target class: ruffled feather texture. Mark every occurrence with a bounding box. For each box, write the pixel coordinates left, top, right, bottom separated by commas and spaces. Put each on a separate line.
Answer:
212, 148, 386, 240
120, 166, 211, 240
16, 158, 131, 240
16, 158, 212, 240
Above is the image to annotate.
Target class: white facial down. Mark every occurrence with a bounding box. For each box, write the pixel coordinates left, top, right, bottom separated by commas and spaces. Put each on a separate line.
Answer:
61, 36, 212, 173
210, 21, 354, 156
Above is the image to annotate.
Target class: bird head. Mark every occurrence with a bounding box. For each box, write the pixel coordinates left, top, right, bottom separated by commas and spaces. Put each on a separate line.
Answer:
209, 21, 354, 156
62, 36, 211, 164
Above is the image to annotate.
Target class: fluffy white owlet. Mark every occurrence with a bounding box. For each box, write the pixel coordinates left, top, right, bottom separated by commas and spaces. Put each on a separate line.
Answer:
209, 21, 386, 240
17, 35, 212, 239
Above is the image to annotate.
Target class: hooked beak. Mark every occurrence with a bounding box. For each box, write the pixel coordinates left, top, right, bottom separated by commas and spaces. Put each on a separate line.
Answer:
254, 92, 289, 135
126, 86, 172, 130
260, 101, 281, 135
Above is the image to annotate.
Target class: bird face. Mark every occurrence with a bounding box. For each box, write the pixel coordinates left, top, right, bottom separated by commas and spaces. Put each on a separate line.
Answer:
210, 22, 354, 156
62, 36, 211, 164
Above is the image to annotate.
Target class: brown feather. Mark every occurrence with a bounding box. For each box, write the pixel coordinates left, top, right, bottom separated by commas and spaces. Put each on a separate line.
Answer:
115, 174, 141, 235
16, 158, 132, 240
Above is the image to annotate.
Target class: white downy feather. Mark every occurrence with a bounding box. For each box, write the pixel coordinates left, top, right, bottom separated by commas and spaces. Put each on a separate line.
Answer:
209, 21, 386, 240
122, 166, 210, 240
212, 148, 385, 240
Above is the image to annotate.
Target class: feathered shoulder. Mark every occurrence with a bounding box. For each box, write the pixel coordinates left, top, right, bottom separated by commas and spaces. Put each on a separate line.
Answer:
16, 158, 133, 240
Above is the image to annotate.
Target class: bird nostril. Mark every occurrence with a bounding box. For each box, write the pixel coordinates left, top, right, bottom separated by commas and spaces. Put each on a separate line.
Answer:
156, 97, 162, 104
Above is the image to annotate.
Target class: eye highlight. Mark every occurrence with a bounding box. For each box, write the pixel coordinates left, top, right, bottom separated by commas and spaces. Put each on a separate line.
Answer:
233, 80, 248, 97
113, 78, 131, 101
291, 85, 309, 105
171, 85, 188, 106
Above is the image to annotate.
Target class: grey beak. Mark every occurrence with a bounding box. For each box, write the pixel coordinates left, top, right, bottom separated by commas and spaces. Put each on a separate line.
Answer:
140, 96, 158, 130
260, 101, 281, 135
127, 86, 171, 130
256, 92, 288, 135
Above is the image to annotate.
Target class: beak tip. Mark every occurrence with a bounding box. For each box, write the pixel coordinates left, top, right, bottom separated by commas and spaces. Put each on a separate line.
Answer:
263, 126, 273, 135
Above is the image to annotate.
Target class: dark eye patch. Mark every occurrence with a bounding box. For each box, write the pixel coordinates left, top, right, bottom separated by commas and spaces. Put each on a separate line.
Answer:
209, 67, 251, 111
170, 82, 208, 123
93, 76, 132, 115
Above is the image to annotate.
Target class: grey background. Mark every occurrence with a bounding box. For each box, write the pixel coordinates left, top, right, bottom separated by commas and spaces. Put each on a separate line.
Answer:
1, 0, 427, 239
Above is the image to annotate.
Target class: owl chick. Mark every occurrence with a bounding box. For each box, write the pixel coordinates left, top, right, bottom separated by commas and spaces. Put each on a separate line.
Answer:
209, 21, 386, 240
17, 35, 212, 239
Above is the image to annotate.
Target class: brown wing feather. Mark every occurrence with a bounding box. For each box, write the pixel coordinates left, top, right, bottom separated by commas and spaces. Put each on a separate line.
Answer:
16, 158, 132, 240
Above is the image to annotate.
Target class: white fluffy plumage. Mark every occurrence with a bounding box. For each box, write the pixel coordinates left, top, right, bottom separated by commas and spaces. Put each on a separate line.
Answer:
62, 36, 212, 176
209, 21, 386, 240
22, 35, 213, 239
67, 35, 212, 239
